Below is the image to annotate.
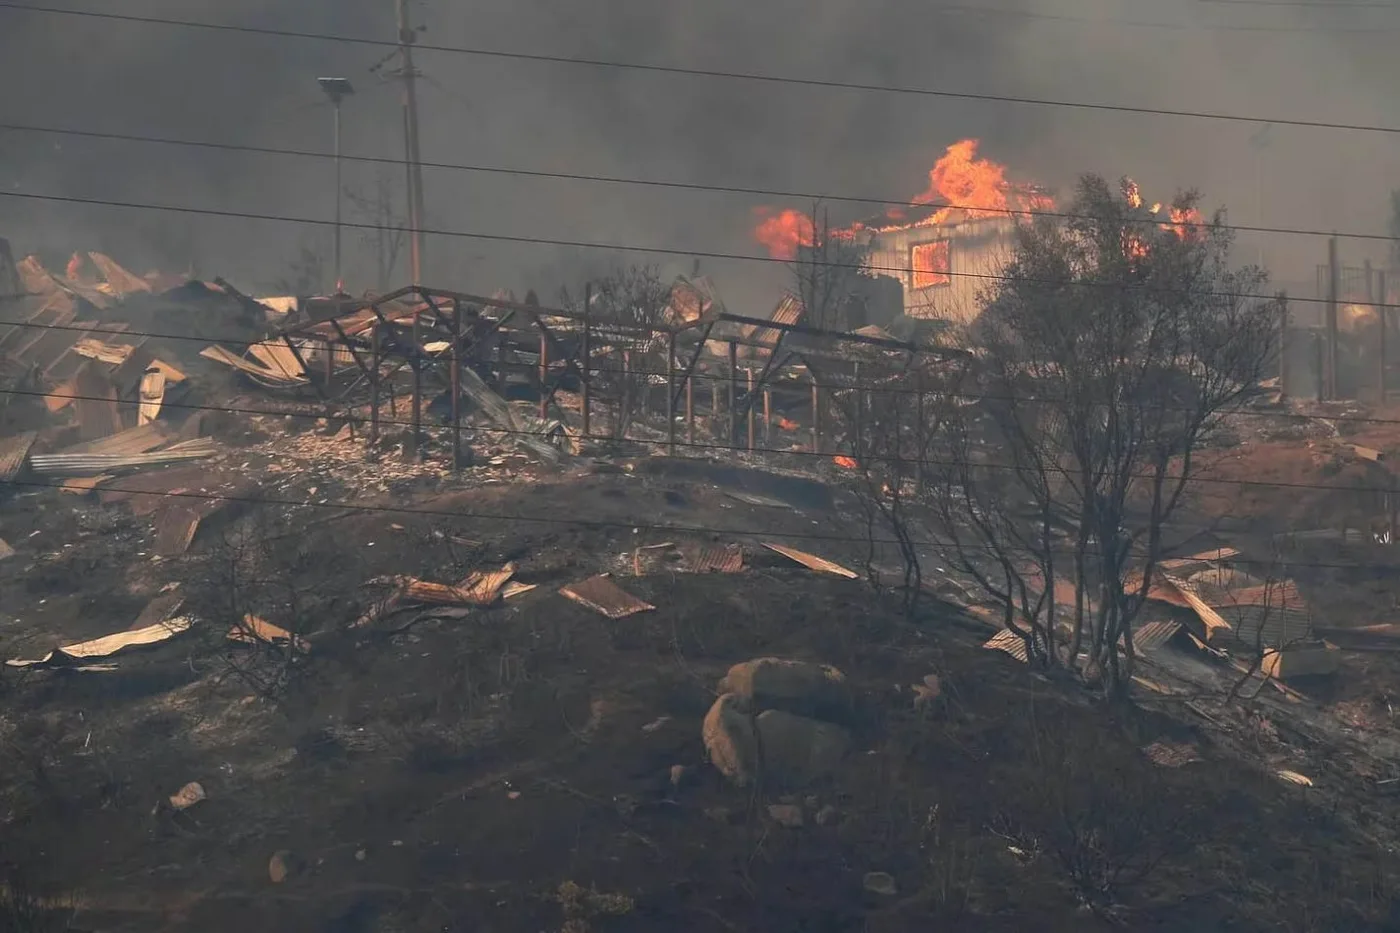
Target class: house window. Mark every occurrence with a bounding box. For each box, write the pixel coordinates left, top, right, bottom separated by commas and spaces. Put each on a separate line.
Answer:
910, 240, 951, 289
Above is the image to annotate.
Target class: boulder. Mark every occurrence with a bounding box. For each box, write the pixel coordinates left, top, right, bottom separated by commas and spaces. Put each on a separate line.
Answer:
718, 658, 849, 719
702, 692, 758, 787
755, 709, 851, 787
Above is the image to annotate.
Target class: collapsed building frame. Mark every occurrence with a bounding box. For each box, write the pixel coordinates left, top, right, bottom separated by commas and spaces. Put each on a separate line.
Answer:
269, 284, 969, 468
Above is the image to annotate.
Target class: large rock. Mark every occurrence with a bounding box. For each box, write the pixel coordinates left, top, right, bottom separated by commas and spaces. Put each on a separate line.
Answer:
718, 658, 849, 720
755, 709, 851, 787
702, 693, 758, 787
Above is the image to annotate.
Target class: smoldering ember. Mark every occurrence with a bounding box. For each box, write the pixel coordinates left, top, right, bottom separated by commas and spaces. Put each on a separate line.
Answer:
4, 138, 1400, 933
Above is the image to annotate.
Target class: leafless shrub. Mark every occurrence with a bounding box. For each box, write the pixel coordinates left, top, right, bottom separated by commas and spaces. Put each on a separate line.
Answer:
193, 510, 318, 703
994, 702, 1207, 915
0, 867, 73, 933
791, 202, 871, 333
562, 265, 672, 440
922, 176, 1277, 695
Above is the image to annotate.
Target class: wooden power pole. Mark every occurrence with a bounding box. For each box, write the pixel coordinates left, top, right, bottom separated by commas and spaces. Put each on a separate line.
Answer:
396, 0, 427, 283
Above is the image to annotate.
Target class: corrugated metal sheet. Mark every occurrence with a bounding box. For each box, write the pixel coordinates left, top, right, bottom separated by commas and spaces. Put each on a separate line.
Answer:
982, 627, 1048, 663
744, 294, 803, 348
1213, 605, 1314, 649
559, 574, 655, 619
0, 430, 37, 481
56, 422, 171, 457
686, 543, 744, 573
763, 543, 859, 579
29, 440, 218, 477
1133, 619, 1183, 654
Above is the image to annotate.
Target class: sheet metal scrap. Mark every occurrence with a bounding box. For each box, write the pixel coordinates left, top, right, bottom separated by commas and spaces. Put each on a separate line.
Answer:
724, 490, 794, 510
560, 574, 655, 619
353, 564, 518, 628
199, 344, 308, 386
229, 615, 310, 653
29, 438, 219, 478
0, 538, 14, 561
1130, 619, 1183, 654
53, 421, 171, 458
6, 616, 194, 669
0, 430, 37, 482
138, 368, 167, 425
981, 627, 1049, 664
1141, 741, 1203, 768
762, 543, 859, 579
684, 542, 744, 573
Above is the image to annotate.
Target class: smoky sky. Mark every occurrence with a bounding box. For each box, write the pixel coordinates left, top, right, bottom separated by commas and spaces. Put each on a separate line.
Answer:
3, 0, 1400, 309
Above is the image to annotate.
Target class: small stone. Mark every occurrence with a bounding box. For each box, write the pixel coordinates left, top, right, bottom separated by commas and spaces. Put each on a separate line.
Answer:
669, 765, 688, 788
268, 850, 301, 884
704, 806, 735, 824
767, 804, 804, 828
863, 872, 897, 896
168, 781, 206, 811
815, 805, 838, 826
354, 849, 367, 862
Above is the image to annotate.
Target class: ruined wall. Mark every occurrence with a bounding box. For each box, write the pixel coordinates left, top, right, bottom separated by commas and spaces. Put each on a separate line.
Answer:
863, 217, 1017, 326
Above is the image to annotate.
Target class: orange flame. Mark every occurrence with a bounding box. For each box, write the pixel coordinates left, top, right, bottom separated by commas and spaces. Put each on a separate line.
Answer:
750, 138, 1045, 258
914, 139, 1012, 225
833, 455, 858, 469
1162, 205, 1202, 240
751, 207, 815, 260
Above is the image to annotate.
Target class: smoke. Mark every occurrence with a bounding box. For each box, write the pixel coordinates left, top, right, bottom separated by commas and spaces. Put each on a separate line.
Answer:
3, 0, 1399, 307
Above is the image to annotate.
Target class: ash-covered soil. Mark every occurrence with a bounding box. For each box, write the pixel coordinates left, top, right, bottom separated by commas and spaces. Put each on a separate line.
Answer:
0, 460, 1397, 933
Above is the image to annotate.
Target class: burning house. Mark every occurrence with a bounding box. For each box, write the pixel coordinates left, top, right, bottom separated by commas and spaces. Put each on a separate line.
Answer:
853, 208, 1020, 327
752, 139, 1050, 331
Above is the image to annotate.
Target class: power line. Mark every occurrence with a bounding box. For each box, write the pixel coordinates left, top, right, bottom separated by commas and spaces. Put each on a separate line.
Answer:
1199, 0, 1395, 6
2, 3, 1399, 134
2, 120, 1394, 245
0, 187, 1373, 310
1, 378, 1396, 495
936, 0, 1400, 28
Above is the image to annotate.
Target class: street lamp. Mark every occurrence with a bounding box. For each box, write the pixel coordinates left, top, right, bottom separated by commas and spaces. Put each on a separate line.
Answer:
317, 76, 355, 295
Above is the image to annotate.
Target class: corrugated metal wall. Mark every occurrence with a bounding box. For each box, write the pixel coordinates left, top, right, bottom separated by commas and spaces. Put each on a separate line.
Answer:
865, 217, 1018, 325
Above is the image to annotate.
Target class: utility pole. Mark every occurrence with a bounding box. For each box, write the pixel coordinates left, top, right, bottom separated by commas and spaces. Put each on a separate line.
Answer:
317, 77, 354, 295
396, 0, 427, 283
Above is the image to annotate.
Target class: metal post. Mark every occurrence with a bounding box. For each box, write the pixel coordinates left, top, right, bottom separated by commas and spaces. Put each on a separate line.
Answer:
451, 299, 463, 470
333, 100, 343, 293
1380, 272, 1389, 404
1278, 300, 1290, 400
666, 332, 677, 455
811, 377, 820, 453
1316, 332, 1325, 403
763, 388, 772, 446
746, 367, 755, 451
685, 370, 694, 448
621, 350, 631, 440
1383, 467, 1394, 540
370, 323, 381, 449
323, 339, 333, 387
728, 341, 738, 448
408, 310, 422, 460
915, 370, 925, 488
1327, 235, 1339, 399
581, 282, 591, 441
538, 330, 549, 419
853, 361, 863, 462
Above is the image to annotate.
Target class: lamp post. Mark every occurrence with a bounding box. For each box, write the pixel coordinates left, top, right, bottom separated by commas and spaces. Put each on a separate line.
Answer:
317, 77, 355, 295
